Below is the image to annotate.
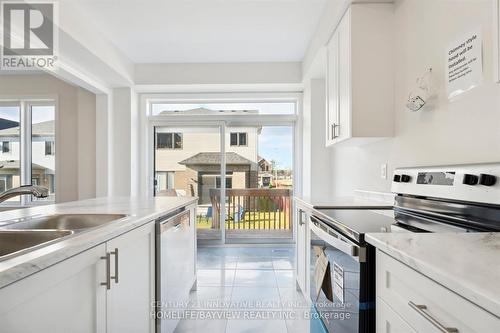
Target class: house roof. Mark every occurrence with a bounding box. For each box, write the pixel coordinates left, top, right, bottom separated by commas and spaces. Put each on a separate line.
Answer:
0, 118, 19, 130
0, 160, 53, 172
0, 120, 54, 137
258, 156, 271, 164
179, 152, 254, 166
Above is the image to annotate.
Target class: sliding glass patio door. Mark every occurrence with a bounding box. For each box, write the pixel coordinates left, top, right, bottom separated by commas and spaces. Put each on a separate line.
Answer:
153, 124, 294, 244
154, 126, 224, 241
224, 126, 293, 243
148, 94, 299, 244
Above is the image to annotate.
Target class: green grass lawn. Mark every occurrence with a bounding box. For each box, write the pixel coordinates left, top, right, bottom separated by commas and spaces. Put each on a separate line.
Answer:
196, 211, 291, 230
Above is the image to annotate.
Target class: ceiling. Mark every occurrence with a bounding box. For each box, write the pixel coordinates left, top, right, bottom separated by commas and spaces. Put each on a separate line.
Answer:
63, 0, 327, 64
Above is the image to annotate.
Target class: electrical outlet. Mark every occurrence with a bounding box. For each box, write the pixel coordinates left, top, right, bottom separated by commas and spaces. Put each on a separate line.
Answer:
381, 163, 387, 179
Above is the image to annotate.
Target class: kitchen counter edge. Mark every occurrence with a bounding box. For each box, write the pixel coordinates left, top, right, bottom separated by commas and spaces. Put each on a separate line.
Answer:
0, 196, 198, 289
366, 232, 500, 319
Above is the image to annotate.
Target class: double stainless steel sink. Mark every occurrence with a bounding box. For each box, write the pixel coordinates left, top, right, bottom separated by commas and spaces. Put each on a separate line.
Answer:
0, 214, 127, 261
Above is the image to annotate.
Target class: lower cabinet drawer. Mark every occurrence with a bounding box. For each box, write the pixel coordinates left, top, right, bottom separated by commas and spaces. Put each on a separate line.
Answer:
376, 250, 500, 333
377, 297, 416, 333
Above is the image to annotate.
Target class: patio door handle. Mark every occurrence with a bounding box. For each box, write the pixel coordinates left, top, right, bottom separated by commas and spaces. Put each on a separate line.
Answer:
298, 210, 306, 226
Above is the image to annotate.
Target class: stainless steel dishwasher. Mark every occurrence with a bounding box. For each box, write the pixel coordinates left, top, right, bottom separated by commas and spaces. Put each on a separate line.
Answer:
155, 208, 194, 333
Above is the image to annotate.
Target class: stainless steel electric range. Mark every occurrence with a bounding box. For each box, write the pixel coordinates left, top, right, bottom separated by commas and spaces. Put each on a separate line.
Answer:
309, 163, 500, 333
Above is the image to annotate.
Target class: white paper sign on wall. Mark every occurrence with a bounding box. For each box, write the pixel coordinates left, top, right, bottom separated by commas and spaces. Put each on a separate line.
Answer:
446, 29, 483, 99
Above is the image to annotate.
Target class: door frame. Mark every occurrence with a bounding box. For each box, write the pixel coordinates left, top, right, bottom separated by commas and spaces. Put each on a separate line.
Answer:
141, 92, 302, 245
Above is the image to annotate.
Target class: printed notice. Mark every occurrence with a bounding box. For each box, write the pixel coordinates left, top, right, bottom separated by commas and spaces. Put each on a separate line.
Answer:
332, 262, 344, 304
446, 29, 483, 99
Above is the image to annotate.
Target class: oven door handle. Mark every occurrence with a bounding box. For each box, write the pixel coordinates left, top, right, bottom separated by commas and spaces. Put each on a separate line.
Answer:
309, 216, 366, 262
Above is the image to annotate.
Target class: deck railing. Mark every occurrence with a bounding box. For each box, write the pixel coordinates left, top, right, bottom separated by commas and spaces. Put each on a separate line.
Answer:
204, 188, 292, 232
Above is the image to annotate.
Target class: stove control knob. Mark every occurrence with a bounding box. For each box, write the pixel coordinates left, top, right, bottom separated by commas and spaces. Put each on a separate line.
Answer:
463, 174, 479, 186
479, 174, 497, 186
401, 174, 411, 183
393, 175, 401, 182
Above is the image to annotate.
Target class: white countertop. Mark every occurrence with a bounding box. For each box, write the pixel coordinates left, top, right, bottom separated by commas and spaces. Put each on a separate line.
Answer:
366, 232, 500, 318
0, 196, 197, 289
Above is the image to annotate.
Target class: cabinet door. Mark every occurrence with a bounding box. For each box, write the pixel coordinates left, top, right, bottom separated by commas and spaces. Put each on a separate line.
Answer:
295, 208, 308, 292
326, 30, 340, 146
106, 222, 156, 333
337, 7, 352, 143
377, 297, 416, 333
0, 244, 107, 333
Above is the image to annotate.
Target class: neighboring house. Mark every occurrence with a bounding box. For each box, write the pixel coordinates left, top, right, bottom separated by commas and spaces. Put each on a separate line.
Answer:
0, 120, 55, 196
258, 156, 273, 188
178, 152, 258, 204
154, 109, 260, 203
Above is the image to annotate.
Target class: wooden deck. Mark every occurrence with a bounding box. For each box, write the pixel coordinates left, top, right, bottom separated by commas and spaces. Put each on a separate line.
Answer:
196, 188, 293, 240
197, 229, 293, 240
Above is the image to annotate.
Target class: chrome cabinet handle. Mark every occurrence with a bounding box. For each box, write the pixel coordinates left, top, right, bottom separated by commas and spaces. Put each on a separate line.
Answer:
408, 301, 458, 333
100, 252, 111, 290
111, 248, 119, 284
332, 123, 340, 138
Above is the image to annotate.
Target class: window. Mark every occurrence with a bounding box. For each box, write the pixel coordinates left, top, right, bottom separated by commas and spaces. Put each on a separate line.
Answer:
32, 105, 56, 202
216, 176, 232, 189
2, 141, 10, 153
0, 104, 20, 202
0, 175, 12, 193
156, 132, 182, 149
45, 141, 55, 156
239, 133, 247, 146
230, 133, 238, 146
151, 102, 296, 115
0, 102, 56, 204
230, 132, 247, 146
155, 171, 175, 192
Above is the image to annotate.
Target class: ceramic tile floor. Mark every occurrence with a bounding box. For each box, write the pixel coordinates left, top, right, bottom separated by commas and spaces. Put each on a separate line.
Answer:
173, 246, 310, 333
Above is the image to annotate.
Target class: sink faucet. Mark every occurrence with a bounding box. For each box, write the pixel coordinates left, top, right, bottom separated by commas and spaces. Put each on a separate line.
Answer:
0, 185, 49, 202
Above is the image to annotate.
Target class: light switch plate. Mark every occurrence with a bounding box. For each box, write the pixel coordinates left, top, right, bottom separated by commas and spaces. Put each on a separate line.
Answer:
381, 163, 387, 179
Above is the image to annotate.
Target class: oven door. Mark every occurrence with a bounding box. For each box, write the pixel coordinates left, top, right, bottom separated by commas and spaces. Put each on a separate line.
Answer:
309, 216, 374, 333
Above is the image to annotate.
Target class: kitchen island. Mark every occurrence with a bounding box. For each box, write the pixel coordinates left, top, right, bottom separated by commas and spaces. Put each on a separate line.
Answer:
0, 196, 197, 333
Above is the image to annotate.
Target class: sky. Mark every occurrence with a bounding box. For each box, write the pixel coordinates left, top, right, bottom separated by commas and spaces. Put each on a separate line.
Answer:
258, 126, 293, 170
0, 106, 55, 124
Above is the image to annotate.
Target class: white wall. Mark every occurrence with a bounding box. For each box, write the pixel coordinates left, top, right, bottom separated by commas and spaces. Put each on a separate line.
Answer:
301, 80, 312, 198
0, 74, 97, 202
110, 87, 140, 197
328, 0, 500, 196
95, 94, 110, 197
77, 89, 97, 199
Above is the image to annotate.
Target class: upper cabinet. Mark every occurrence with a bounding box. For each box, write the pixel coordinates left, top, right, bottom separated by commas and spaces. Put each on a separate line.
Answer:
326, 4, 394, 146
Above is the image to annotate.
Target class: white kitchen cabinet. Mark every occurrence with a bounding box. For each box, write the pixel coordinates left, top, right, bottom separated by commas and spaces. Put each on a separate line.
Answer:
326, 4, 394, 146
295, 203, 309, 295
376, 297, 416, 333
0, 244, 107, 333
0, 220, 157, 333
376, 250, 500, 333
106, 222, 156, 333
